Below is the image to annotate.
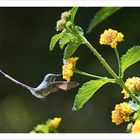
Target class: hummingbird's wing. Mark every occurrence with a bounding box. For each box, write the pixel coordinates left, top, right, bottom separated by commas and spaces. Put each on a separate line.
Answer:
51, 81, 79, 91
35, 81, 79, 98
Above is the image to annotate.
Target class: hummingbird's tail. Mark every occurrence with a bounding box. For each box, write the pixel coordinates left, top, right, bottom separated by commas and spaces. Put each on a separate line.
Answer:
0, 69, 32, 91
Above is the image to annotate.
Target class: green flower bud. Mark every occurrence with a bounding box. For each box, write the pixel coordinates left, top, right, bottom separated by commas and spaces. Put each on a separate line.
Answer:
133, 113, 138, 120
126, 122, 133, 132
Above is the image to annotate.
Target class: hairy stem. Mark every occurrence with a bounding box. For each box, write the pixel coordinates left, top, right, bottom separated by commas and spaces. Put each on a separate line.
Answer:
114, 48, 122, 77
75, 69, 115, 83
66, 25, 140, 105
75, 30, 140, 105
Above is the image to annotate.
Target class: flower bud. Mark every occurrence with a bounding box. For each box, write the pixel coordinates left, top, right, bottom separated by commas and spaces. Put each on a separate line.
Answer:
126, 122, 133, 132
48, 117, 62, 129
61, 11, 70, 21
56, 19, 66, 31
133, 113, 138, 120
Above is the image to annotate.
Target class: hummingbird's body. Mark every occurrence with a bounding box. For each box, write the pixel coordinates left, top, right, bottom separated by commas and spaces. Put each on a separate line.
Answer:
0, 70, 79, 99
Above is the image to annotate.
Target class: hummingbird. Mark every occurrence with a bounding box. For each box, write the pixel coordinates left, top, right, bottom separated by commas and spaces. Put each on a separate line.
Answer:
0, 69, 79, 99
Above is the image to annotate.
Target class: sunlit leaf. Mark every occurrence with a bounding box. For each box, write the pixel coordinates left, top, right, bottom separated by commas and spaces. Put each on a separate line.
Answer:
73, 79, 109, 111
70, 7, 78, 23
64, 41, 80, 60
121, 45, 140, 74
50, 33, 63, 51
87, 7, 122, 33
59, 33, 75, 49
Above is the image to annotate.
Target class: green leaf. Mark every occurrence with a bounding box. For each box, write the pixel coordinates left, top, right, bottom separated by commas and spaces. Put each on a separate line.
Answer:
70, 7, 78, 23
31, 120, 50, 133
50, 33, 63, 51
87, 7, 122, 33
76, 26, 84, 35
64, 41, 80, 59
59, 33, 75, 49
73, 79, 109, 111
121, 45, 140, 74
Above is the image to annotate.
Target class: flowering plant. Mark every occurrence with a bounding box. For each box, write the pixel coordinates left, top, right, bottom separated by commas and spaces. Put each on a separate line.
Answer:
31, 117, 62, 133
50, 7, 140, 133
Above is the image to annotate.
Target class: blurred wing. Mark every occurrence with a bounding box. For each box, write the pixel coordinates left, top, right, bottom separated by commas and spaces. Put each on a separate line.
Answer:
49, 85, 60, 93
52, 81, 79, 91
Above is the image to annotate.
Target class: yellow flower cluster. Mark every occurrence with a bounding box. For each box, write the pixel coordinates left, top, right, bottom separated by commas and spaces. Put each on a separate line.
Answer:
48, 117, 62, 129
112, 102, 132, 125
132, 119, 140, 133
99, 29, 124, 48
62, 57, 79, 81
56, 11, 70, 31
121, 77, 140, 99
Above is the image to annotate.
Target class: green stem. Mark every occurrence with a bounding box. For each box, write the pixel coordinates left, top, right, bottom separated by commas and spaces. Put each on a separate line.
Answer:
114, 48, 121, 78
67, 25, 140, 105
76, 31, 140, 105
83, 37, 119, 80
73, 25, 117, 79
74, 69, 115, 83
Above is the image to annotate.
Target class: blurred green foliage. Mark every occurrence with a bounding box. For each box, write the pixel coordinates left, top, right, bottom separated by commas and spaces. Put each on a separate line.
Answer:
0, 7, 139, 133
31, 117, 62, 133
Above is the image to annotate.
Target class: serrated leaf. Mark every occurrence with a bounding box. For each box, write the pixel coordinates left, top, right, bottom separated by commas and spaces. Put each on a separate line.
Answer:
70, 7, 78, 23
87, 7, 122, 33
73, 79, 109, 111
59, 33, 75, 49
64, 41, 80, 59
121, 45, 140, 74
50, 33, 63, 51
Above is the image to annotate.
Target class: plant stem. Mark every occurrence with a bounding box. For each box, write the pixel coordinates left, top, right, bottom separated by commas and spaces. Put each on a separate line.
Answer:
77, 33, 140, 105
83, 37, 119, 80
114, 48, 121, 77
68, 25, 140, 104
74, 69, 115, 83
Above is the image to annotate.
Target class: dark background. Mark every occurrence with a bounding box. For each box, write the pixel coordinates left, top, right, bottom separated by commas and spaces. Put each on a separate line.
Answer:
0, 7, 139, 133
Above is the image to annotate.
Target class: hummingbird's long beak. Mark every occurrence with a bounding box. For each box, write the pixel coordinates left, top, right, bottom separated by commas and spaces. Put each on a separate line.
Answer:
55, 74, 62, 77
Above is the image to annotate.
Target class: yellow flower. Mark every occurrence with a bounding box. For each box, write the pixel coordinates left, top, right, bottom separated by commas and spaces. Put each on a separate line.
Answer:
48, 117, 62, 129
62, 57, 79, 81
112, 102, 132, 125
99, 29, 124, 48
132, 119, 140, 133
121, 77, 140, 99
